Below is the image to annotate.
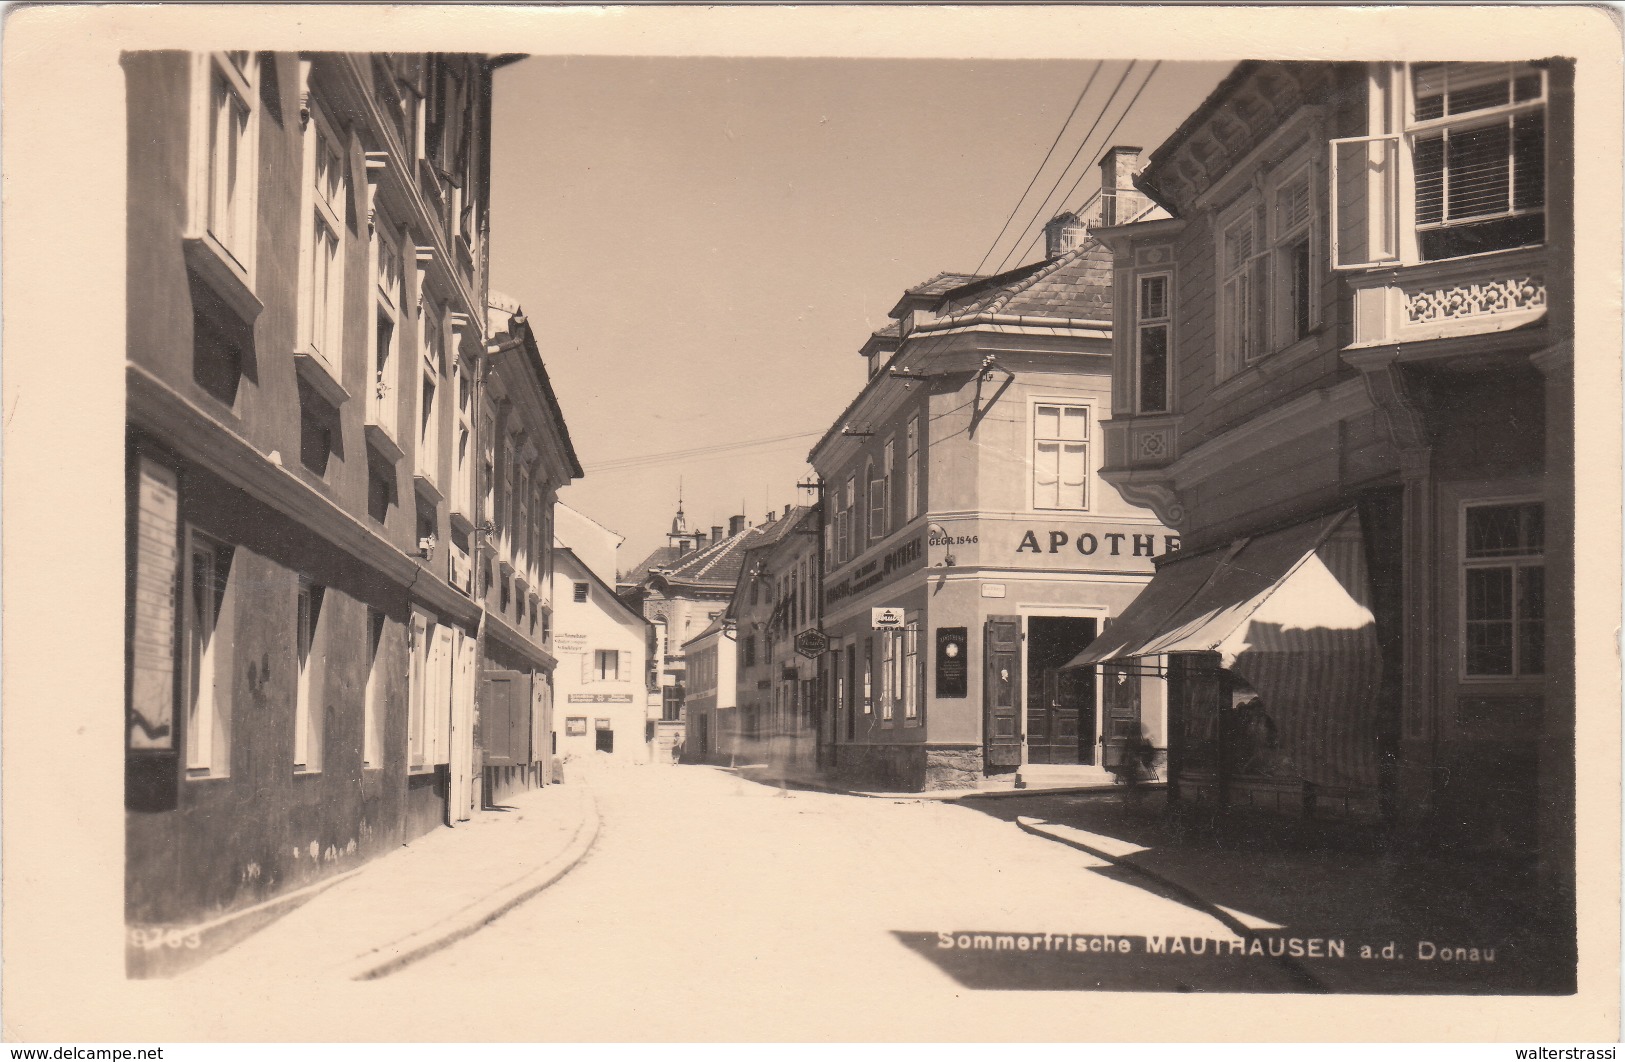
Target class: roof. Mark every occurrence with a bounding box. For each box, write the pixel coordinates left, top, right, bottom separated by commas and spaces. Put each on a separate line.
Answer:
487, 299, 586, 480
811, 240, 1115, 462
741, 506, 812, 554
620, 545, 682, 586
654, 524, 758, 591
681, 612, 731, 651
887, 271, 985, 316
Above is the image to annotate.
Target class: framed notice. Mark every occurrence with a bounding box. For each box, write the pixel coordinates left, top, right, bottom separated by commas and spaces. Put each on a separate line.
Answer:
129, 456, 180, 750
936, 626, 968, 698
565, 716, 588, 737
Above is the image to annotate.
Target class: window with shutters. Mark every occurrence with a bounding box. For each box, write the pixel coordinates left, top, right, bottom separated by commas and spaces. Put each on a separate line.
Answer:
1135, 273, 1172, 414
1271, 164, 1319, 345
1032, 403, 1090, 511
837, 474, 855, 563
1411, 63, 1546, 262
595, 649, 620, 682
1462, 500, 1544, 679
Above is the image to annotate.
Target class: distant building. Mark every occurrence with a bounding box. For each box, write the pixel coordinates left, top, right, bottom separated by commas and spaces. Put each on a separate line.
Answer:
681, 614, 737, 764
551, 541, 652, 764
619, 506, 756, 760
808, 170, 1174, 792
726, 505, 821, 772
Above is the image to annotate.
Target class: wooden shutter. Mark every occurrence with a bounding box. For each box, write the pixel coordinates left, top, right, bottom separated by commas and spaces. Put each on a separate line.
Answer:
481, 670, 530, 767
984, 615, 1023, 768
1330, 134, 1401, 269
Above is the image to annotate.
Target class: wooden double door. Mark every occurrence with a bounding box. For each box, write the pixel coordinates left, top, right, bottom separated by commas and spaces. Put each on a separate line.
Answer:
1025, 616, 1098, 765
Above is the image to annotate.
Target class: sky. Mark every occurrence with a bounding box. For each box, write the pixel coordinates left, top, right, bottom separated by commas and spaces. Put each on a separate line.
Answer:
488, 57, 1233, 572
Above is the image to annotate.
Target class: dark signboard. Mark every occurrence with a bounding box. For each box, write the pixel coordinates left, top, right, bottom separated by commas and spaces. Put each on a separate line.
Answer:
795, 628, 830, 658
936, 626, 969, 698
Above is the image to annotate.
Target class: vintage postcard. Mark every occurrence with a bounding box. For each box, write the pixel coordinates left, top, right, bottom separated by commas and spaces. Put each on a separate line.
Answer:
2, 2, 1620, 1047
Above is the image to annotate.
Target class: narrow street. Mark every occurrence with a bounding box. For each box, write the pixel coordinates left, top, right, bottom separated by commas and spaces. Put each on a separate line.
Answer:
393, 764, 1309, 1021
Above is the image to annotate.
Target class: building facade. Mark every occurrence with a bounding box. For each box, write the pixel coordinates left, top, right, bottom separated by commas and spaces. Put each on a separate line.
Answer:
551, 544, 653, 764
123, 51, 576, 973
808, 186, 1176, 793
1078, 60, 1572, 894
681, 615, 738, 764
619, 508, 755, 760
726, 506, 820, 771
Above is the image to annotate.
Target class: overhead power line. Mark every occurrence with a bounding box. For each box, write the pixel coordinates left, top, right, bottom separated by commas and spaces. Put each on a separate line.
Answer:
583, 428, 824, 475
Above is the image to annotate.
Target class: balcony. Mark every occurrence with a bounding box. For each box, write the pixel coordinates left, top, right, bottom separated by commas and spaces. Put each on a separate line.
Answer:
1345, 245, 1548, 349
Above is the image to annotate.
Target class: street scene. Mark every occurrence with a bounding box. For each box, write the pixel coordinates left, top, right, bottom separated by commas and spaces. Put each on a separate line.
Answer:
112, 34, 1584, 1021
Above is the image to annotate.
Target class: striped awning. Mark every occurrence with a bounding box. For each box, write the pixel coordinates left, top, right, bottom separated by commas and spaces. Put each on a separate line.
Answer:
1067, 509, 1383, 789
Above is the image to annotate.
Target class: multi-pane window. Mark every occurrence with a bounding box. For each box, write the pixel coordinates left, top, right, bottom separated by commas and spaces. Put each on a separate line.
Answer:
1411, 63, 1546, 261
452, 364, 474, 516
837, 475, 855, 563
1219, 213, 1267, 377
370, 224, 402, 438
303, 108, 347, 370
294, 578, 325, 772
866, 460, 884, 545
905, 416, 921, 522
595, 649, 620, 682
880, 438, 895, 541
1272, 168, 1317, 345
862, 638, 874, 715
416, 301, 444, 484
205, 52, 257, 272
1136, 274, 1171, 413
183, 531, 232, 775
880, 628, 898, 721
902, 619, 920, 721
1033, 404, 1089, 510
1463, 501, 1545, 678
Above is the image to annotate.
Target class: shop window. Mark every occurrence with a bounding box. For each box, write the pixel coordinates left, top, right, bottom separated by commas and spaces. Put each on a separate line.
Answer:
1033, 403, 1089, 510
1135, 273, 1172, 414
183, 528, 234, 776
903, 619, 921, 722
880, 629, 897, 722
1463, 501, 1545, 678
862, 637, 874, 715
595, 649, 620, 681
408, 611, 432, 771
294, 578, 325, 773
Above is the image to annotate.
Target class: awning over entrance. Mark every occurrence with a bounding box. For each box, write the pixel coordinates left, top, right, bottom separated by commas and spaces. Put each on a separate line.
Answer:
1065, 509, 1382, 789
1064, 510, 1356, 667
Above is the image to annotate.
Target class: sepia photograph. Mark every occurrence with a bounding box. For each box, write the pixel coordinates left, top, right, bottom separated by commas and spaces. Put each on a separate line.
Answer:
2, 2, 1621, 1048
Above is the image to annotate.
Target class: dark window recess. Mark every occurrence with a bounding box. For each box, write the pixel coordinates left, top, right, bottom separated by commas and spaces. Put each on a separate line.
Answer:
367, 450, 397, 525
573, 582, 589, 603
298, 383, 341, 478
1138, 325, 1168, 414
190, 279, 254, 407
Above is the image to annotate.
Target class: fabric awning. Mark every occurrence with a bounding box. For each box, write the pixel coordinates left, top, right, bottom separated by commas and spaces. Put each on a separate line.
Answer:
1065, 509, 1358, 667
1066, 508, 1383, 789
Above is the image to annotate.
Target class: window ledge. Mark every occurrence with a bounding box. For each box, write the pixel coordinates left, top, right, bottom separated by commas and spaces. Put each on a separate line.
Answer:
413, 472, 444, 505
183, 234, 263, 324
448, 507, 475, 534
294, 347, 351, 407
364, 422, 405, 464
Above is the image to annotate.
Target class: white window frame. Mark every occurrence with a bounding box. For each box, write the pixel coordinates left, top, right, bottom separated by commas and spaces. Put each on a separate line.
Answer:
183, 528, 230, 776
881, 436, 895, 540
866, 459, 885, 545
294, 577, 323, 773
902, 617, 921, 722
363, 608, 386, 769
451, 359, 475, 519
367, 219, 403, 440
1216, 201, 1268, 379
1134, 271, 1173, 414
186, 52, 260, 297
905, 415, 921, 522
416, 297, 445, 485
1031, 400, 1092, 512
1268, 158, 1321, 348
1460, 497, 1546, 681
298, 102, 349, 380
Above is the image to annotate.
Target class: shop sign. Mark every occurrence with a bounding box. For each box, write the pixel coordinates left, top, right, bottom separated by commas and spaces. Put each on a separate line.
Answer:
872, 607, 905, 630
936, 627, 968, 698
794, 628, 830, 658
1013, 528, 1181, 559
567, 693, 635, 704
554, 632, 588, 654
826, 535, 924, 606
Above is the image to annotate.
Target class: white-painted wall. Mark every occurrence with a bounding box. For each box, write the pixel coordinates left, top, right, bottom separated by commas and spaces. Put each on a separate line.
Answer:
551, 549, 652, 763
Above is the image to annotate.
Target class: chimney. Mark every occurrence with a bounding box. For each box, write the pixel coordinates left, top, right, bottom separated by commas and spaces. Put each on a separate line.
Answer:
765, 510, 777, 523
676, 538, 691, 556
711, 525, 723, 543
729, 515, 746, 536
1043, 211, 1089, 258
783, 504, 792, 518
1098, 146, 1144, 227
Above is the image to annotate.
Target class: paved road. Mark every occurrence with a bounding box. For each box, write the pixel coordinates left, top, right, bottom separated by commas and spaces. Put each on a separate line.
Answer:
394, 764, 1306, 1035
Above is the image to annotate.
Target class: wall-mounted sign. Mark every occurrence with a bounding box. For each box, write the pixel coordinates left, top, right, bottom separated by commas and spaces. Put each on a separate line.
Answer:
872, 607, 905, 630
1013, 528, 1181, 559
794, 629, 830, 658
554, 633, 588, 654
826, 535, 924, 606
129, 456, 180, 751
595, 718, 613, 731
981, 584, 1006, 599
565, 717, 588, 736
936, 627, 969, 698
567, 693, 635, 704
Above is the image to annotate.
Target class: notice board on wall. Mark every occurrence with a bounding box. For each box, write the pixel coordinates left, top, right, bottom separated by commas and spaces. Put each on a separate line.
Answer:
935, 626, 968, 699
